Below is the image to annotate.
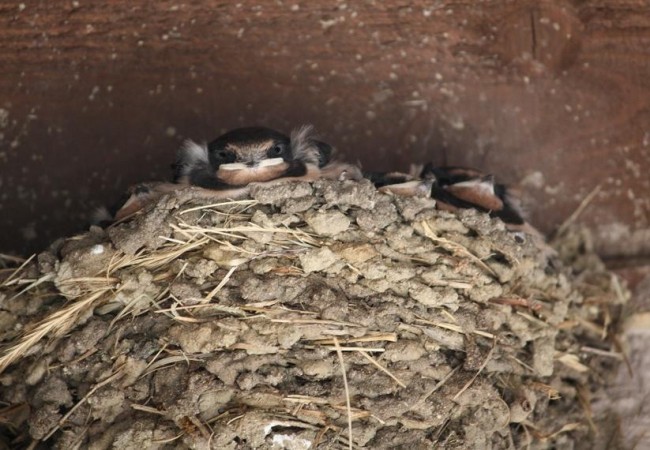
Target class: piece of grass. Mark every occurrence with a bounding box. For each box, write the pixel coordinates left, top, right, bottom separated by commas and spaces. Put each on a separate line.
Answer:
452, 339, 496, 402
555, 184, 602, 237
42, 364, 126, 441
333, 337, 353, 450
1, 254, 35, 287
0, 288, 112, 374
357, 350, 406, 388
420, 220, 497, 277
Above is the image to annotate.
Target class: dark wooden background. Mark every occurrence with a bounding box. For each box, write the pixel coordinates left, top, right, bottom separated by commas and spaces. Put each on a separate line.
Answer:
1, 0, 649, 264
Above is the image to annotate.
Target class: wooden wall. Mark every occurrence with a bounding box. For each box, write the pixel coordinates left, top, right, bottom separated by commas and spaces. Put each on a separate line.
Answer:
1, 1, 649, 263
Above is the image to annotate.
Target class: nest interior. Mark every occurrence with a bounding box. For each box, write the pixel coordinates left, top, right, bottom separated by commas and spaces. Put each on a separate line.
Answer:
0, 179, 627, 449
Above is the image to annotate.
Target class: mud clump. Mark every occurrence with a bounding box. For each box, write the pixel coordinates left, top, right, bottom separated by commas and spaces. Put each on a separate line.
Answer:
0, 179, 627, 449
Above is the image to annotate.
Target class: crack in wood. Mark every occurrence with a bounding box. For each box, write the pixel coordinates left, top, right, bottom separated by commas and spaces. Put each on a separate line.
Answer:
530, 7, 538, 61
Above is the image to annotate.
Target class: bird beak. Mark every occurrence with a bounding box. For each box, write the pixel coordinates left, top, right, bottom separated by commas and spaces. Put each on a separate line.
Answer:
258, 158, 285, 168
218, 162, 249, 171
219, 158, 284, 171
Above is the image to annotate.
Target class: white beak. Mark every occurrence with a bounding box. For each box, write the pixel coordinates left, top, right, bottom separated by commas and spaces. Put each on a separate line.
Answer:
219, 158, 285, 171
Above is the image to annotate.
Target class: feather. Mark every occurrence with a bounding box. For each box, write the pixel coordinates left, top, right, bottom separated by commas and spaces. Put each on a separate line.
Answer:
449, 174, 496, 194
290, 125, 320, 166
501, 187, 527, 218
378, 180, 432, 197
173, 139, 210, 181
90, 206, 113, 225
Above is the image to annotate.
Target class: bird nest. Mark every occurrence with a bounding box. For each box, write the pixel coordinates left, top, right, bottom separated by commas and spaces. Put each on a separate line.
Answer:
0, 179, 628, 449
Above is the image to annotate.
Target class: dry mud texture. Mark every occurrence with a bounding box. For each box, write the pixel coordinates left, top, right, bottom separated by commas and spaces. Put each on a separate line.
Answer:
0, 180, 628, 449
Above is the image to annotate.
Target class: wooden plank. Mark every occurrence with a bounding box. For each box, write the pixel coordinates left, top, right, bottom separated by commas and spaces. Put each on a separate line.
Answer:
0, 0, 648, 258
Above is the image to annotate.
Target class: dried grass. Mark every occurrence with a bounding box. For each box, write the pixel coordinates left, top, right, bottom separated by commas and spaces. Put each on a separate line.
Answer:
333, 337, 354, 450
0, 184, 629, 449
0, 199, 333, 374
0, 288, 112, 373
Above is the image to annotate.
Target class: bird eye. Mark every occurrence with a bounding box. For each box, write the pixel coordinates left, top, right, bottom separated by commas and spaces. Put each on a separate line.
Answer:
269, 144, 284, 157
212, 149, 235, 165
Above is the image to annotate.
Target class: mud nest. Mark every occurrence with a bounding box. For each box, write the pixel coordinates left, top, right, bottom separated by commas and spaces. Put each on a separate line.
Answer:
0, 179, 628, 449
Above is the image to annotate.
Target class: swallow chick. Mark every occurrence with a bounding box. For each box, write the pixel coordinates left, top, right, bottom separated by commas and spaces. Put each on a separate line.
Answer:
368, 164, 544, 239
420, 165, 527, 228
426, 165, 556, 256
369, 164, 555, 257
97, 126, 361, 224
173, 125, 360, 188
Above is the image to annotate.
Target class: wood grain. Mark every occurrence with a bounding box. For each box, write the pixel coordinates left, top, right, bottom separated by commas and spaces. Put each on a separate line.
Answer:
0, 0, 648, 258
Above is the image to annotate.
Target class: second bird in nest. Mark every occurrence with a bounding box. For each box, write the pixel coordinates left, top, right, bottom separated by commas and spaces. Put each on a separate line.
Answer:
367, 164, 528, 232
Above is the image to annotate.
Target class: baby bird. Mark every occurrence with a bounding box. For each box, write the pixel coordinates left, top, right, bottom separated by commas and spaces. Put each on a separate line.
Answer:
369, 164, 556, 258
173, 125, 345, 188
368, 164, 528, 231
99, 126, 361, 223
421, 164, 526, 228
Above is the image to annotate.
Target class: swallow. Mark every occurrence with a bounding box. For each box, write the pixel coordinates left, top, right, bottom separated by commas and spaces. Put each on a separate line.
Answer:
368, 164, 529, 231
96, 125, 361, 224
172, 125, 359, 188
370, 164, 556, 257
421, 164, 526, 228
